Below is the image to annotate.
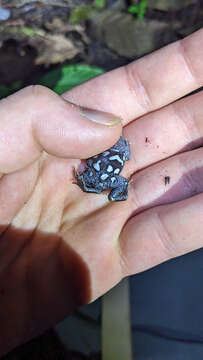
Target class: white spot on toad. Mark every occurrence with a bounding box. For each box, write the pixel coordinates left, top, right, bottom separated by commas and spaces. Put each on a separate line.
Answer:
107, 165, 113, 172
109, 155, 123, 165
93, 160, 101, 171
100, 173, 109, 181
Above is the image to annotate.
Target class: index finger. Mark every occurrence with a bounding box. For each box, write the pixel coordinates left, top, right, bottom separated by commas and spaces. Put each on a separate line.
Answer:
64, 29, 203, 124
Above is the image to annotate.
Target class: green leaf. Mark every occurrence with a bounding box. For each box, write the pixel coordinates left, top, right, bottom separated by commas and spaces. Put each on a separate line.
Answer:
0, 65, 104, 100
128, 0, 147, 18
0, 81, 22, 100
128, 4, 139, 14
138, 0, 147, 19
0, 85, 11, 99
40, 64, 104, 95
38, 68, 63, 90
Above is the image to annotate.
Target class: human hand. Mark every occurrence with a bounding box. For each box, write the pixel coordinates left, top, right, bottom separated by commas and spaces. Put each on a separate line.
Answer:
0, 28, 202, 355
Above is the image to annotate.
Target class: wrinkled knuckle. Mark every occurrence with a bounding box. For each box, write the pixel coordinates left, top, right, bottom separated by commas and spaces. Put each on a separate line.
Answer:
178, 39, 200, 87
171, 100, 200, 146
155, 210, 177, 259
129, 179, 142, 211
124, 63, 152, 112
182, 164, 203, 197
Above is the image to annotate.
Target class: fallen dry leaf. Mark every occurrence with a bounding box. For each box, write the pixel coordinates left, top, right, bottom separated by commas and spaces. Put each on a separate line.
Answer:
34, 33, 80, 64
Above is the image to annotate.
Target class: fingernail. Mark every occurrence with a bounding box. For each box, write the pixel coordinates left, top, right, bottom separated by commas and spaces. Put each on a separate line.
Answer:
80, 107, 122, 127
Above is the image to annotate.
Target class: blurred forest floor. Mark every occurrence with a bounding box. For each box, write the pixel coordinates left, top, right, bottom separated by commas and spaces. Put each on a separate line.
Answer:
0, 0, 202, 88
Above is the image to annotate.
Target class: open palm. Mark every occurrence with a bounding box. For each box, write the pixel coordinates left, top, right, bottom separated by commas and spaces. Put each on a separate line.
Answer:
0, 29, 202, 355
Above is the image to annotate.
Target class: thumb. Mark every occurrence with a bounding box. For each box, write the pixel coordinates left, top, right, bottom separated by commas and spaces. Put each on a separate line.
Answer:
0, 85, 122, 174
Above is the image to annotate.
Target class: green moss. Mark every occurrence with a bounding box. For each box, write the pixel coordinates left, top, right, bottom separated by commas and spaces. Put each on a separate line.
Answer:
69, 5, 93, 24
21, 27, 44, 37
21, 27, 36, 36
93, 0, 105, 9
3, 26, 45, 37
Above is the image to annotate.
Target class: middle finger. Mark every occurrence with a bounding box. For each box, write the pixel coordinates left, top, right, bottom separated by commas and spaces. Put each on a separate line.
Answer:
124, 90, 203, 175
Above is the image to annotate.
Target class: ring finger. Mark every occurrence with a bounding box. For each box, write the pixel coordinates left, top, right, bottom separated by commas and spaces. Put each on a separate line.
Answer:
128, 146, 203, 214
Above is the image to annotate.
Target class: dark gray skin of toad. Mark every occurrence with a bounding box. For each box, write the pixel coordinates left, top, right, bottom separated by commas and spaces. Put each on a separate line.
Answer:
75, 136, 130, 201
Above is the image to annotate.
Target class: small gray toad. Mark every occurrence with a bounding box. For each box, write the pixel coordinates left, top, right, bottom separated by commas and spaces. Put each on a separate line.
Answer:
74, 136, 130, 201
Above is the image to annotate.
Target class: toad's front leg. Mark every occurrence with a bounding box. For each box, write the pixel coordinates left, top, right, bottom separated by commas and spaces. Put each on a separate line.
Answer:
108, 176, 129, 202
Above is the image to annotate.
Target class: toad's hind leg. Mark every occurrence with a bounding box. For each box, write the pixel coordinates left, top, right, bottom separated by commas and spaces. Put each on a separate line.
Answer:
74, 172, 103, 194
108, 177, 129, 202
